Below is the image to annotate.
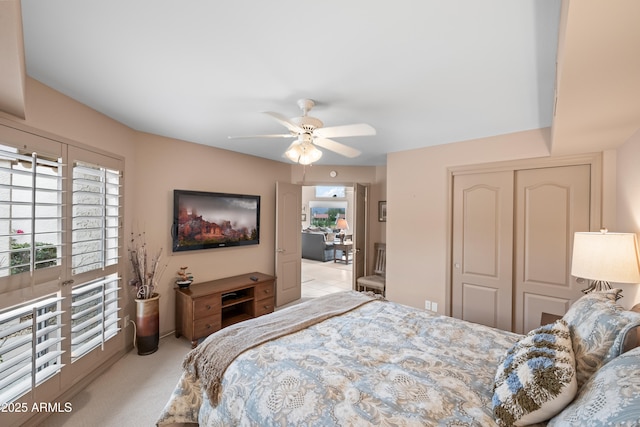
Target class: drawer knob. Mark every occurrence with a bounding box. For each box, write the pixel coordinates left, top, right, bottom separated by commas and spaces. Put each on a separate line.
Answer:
264, 305, 271, 310
206, 324, 211, 329
206, 304, 211, 310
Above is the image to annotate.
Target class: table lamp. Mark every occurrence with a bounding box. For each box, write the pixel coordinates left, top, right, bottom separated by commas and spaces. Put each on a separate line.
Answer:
571, 229, 640, 299
336, 218, 349, 243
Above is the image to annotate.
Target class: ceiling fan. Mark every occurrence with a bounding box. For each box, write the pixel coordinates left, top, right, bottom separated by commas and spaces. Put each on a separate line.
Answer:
228, 99, 376, 165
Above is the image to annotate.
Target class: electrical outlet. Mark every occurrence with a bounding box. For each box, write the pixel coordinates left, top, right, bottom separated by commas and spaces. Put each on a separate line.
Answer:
124, 315, 130, 327
424, 300, 431, 311
431, 302, 438, 313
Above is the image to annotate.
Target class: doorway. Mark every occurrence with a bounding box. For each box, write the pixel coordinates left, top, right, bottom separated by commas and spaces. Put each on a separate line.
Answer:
301, 184, 354, 298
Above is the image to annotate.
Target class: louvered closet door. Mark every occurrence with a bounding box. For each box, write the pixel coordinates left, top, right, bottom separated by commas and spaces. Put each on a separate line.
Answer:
452, 171, 514, 331
513, 165, 591, 334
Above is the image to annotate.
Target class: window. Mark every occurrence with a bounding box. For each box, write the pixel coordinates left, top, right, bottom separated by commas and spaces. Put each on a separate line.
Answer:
315, 186, 346, 198
0, 129, 124, 411
0, 144, 63, 280
309, 201, 347, 228
0, 294, 64, 403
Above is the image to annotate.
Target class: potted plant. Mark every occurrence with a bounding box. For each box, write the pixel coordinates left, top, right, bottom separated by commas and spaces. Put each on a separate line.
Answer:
128, 231, 166, 355
176, 266, 193, 288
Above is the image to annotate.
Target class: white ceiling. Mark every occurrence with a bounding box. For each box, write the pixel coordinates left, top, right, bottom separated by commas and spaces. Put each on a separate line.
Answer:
19, 1, 562, 166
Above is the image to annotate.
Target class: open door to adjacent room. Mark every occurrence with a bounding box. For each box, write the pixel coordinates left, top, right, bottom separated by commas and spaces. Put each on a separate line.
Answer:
275, 181, 302, 306
279, 182, 369, 305
352, 183, 367, 289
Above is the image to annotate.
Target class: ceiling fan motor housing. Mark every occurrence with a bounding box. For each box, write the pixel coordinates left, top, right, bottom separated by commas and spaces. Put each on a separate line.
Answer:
291, 115, 323, 132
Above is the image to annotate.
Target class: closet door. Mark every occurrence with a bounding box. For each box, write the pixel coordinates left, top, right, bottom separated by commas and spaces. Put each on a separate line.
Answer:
513, 165, 591, 333
452, 171, 514, 330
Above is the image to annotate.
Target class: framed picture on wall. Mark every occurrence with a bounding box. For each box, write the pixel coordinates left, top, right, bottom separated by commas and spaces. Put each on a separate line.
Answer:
378, 201, 387, 222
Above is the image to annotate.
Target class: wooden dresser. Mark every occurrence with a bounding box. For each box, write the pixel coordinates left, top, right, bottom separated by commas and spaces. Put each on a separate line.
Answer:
175, 272, 276, 348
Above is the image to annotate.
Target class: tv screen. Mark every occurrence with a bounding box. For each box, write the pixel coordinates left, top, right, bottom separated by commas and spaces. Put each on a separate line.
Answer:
173, 189, 260, 252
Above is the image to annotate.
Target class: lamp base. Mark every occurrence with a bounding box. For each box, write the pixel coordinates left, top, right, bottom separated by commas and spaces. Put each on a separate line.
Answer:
581, 280, 622, 300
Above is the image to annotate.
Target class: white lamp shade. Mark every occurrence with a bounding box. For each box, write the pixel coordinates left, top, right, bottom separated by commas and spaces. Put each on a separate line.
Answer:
284, 143, 301, 162
298, 145, 322, 165
571, 232, 640, 283
284, 139, 322, 165
336, 218, 349, 230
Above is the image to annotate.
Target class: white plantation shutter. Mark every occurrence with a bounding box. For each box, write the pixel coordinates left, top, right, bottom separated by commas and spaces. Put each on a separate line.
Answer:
0, 294, 65, 404
0, 144, 63, 282
69, 157, 122, 361
71, 161, 120, 275
70, 274, 121, 361
0, 124, 124, 422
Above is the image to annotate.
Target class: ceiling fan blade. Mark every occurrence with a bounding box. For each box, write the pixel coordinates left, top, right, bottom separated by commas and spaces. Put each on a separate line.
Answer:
263, 111, 304, 133
227, 134, 294, 140
313, 123, 376, 139
314, 138, 361, 158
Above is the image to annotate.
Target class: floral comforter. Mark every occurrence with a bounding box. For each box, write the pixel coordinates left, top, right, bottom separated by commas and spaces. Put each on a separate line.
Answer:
157, 295, 523, 426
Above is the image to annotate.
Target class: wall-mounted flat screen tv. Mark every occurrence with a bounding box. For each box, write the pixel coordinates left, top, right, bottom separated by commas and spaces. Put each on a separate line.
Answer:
173, 189, 260, 252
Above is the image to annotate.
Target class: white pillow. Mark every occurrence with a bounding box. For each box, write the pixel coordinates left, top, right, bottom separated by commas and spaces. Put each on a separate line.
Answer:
492, 320, 577, 426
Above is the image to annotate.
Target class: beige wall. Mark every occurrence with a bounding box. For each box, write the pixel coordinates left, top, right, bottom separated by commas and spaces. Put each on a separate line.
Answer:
386, 126, 640, 313
132, 132, 291, 333
385, 128, 552, 311
614, 129, 640, 306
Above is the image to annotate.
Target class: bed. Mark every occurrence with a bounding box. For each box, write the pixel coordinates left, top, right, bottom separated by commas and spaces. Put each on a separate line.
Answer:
157, 289, 640, 426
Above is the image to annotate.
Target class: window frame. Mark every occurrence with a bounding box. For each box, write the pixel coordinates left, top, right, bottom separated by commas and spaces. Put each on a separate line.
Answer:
0, 125, 125, 411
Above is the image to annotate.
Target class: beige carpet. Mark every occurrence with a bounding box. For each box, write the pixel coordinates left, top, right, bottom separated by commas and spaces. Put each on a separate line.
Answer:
40, 334, 192, 427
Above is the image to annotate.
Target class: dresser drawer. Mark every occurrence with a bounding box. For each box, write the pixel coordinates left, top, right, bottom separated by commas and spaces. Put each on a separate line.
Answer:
193, 316, 221, 338
255, 297, 275, 317
194, 295, 221, 318
255, 282, 275, 301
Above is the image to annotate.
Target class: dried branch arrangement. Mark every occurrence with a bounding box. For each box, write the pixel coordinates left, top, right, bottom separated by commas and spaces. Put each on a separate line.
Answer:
128, 231, 166, 299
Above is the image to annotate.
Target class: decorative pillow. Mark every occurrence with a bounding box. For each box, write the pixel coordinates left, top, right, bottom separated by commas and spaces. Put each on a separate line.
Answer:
548, 346, 640, 426
492, 320, 577, 426
561, 289, 640, 388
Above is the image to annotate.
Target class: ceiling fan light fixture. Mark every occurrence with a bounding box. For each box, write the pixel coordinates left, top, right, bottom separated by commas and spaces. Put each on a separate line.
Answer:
298, 145, 322, 165
285, 140, 322, 165
284, 144, 302, 162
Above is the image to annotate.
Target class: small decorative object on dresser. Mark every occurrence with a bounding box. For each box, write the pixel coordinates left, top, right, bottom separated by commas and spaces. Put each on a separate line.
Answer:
175, 272, 276, 348
176, 266, 193, 289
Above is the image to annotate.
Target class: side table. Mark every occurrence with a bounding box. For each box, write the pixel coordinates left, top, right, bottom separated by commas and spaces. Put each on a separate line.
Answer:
333, 242, 353, 264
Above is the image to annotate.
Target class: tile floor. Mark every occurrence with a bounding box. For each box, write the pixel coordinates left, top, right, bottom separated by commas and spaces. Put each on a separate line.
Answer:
301, 257, 353, 298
